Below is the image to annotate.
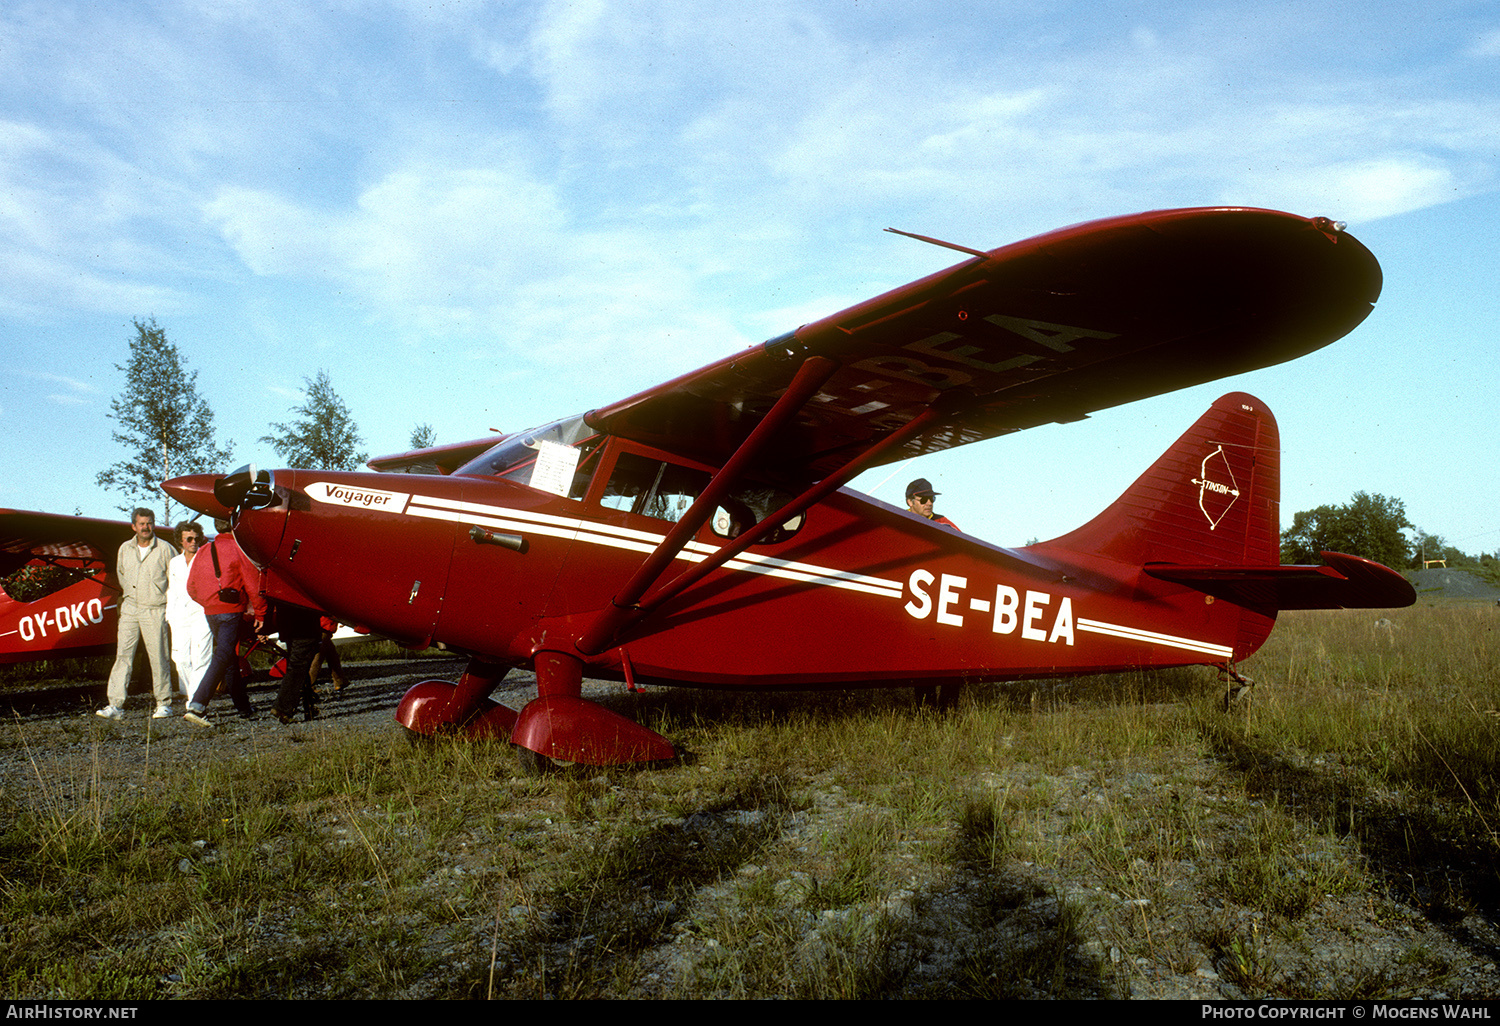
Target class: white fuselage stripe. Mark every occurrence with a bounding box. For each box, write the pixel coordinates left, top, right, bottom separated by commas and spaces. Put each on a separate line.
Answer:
1076, 618, 1234, 659
405, 497, 905, 598
397, 494, 1229, 653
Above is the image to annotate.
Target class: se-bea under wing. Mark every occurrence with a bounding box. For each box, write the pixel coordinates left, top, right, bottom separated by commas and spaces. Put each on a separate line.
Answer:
585, 208, 1380, 486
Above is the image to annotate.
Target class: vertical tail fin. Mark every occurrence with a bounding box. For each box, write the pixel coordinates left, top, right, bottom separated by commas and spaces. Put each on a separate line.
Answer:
1036, 392, 1283, 661
1039, 392, 1413, 651
1045, 392, 1282, 568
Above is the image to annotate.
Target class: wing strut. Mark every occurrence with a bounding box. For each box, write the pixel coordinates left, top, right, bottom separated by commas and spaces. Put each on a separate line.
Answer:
575, 401, 948, 656
572, 356, 839, 656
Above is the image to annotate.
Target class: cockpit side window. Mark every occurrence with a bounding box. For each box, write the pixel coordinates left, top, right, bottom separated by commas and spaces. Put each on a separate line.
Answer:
565, 438, 604, 500
599, 451, 711, 524
599, 451, 657, 514
645, 461, 712, 523
708, 483, 806, 544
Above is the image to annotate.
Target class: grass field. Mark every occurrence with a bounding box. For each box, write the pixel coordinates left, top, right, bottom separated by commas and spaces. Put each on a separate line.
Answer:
1, 602, 1496, 998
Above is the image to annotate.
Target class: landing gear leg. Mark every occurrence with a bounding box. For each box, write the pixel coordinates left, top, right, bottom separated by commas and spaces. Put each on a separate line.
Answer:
446, 658, 511, 724
1219, 664, 1256, 711
394, 658, 517, 741
510, 650, 676, 769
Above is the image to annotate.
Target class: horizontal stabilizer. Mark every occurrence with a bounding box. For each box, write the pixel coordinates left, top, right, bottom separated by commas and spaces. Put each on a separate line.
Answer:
1145, 551, 1415, 611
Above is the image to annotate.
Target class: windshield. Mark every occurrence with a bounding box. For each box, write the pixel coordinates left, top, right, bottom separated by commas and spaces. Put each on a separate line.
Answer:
450, 414, 603, 489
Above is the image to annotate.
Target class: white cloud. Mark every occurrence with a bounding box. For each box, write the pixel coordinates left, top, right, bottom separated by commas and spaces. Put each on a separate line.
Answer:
179, 0, 1500, 410
21, 371, 99, 394
201, 188, 331, 277
0, 115, 214, 316
11, 1, 1500, 335
1279, 157, 1460, 223
1468, 28, 1500, 57
204, 157, 754, 381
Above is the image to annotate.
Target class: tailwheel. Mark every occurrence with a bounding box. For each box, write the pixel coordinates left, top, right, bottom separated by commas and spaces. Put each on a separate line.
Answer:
1219, 664, 1256, 710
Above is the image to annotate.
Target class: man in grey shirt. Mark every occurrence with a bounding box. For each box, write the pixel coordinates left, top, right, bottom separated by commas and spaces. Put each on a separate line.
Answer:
96, 507, 178, 720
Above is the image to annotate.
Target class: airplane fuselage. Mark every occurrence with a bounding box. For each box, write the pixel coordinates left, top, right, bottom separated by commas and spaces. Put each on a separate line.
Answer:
0, 572, 117, 665
230, 432, 1267, 692
154, 207, 1410, 766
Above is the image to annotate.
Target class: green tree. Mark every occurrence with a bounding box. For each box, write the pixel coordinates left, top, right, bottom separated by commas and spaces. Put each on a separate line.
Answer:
409, 423, 436, 450
1410, 529, 1444, 565
96, 318, 233, 524
1408, 530, 1475, 568
1280, 491, 1412, 568
260, 370, 367, 470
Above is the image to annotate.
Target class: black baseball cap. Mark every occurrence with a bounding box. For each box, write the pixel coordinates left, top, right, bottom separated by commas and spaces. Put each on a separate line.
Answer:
906, 478, 939, 500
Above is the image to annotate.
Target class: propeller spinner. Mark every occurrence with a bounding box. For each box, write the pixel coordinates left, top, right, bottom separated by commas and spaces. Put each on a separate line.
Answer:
163, 465, 274, 521
213, 465, 275, 512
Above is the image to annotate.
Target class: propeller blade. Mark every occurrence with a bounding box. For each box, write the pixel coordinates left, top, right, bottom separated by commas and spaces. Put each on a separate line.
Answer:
213, 465, 276, 512
164, 466, 276, 521
213, 465, 256, 511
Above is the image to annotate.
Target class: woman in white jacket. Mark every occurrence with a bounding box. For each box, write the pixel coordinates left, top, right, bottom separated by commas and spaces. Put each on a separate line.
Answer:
166, 522, 212, 703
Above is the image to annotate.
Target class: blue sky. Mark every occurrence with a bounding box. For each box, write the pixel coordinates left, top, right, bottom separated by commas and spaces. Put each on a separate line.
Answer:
2, 0, 1497, 558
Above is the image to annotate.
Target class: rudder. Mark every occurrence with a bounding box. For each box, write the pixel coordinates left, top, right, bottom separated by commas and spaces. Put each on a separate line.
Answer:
1044, 392, 1282, 570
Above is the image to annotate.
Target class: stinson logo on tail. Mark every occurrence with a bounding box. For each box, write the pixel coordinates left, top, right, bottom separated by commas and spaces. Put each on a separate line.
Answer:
1191, 445, 1241, 530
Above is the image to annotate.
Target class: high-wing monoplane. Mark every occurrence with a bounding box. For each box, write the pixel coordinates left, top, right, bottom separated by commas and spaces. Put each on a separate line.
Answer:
164, 207, 1414, 769
0, 511, 132, 665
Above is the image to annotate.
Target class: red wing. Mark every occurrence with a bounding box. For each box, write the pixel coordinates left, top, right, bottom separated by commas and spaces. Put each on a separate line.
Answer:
586, 208, 1381, 485
0, 510, 135, 576
367, 435, 509, 475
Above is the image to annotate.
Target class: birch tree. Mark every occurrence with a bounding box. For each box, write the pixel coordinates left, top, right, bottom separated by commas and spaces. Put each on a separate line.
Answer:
260, 370, 367, 470
96, 318, 233, 524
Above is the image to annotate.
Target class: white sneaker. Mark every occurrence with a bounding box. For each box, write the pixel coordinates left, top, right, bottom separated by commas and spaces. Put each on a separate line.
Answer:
153, 704, 173, 719
95, 706, 124, 721
183, 705, 212, 728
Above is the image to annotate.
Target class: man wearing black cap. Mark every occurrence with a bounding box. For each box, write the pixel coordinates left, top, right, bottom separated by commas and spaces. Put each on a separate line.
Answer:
905, 478, 959, 530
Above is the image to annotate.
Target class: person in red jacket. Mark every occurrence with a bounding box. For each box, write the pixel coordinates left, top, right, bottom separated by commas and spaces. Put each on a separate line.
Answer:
183, 526, 267, 727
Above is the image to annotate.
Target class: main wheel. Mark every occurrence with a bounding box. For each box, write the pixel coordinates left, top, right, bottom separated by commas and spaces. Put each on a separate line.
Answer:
514, 744, 577, 776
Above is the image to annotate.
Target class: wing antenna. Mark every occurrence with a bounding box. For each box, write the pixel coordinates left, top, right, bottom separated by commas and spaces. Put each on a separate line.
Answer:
884, 227, 991, 259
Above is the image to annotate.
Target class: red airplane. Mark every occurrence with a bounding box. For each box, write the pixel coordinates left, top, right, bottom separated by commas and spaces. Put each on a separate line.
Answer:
163, 207, 1414, 770
0, 513, 312, 678
0, 512, 128, 665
